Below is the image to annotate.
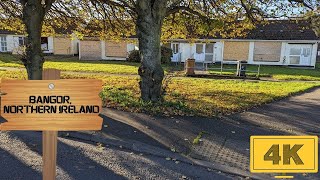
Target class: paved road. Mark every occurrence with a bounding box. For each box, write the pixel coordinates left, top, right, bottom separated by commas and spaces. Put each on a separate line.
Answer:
227, 87, 320, 135
0, 131, 238, 180
98, 87, 320, 179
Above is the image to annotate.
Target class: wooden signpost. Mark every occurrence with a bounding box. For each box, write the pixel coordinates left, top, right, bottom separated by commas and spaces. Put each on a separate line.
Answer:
0, 69, 103, 180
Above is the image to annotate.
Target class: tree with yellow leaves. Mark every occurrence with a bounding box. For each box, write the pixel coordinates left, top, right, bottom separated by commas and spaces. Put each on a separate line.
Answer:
0, 0, 318, 103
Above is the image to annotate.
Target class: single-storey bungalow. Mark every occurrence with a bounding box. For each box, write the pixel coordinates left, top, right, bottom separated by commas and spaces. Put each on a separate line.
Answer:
0, 30, 79, 55
169, 20, 319, 67
79, 38, 138, 60
78, 20, 319, 67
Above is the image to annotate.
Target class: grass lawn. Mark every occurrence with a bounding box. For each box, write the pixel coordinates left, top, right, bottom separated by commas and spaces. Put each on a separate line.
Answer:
1, 53, 319, 81
208, 63, 320, 81
0, 53, 140, 74
1, 70, 319, 117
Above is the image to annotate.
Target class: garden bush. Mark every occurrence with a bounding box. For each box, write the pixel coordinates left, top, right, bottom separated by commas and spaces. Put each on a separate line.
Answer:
160, 46, 173, 64
127, 50, 140, 62
127, 46, 173, 64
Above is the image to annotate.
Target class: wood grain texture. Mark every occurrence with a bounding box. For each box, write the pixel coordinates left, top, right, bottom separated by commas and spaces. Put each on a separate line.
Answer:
43, 69, 59, 180
223, 41, 250, 61
42, 131, 57, 180
0, 79, 103, 131
105, 40, 127, 57
53, 38, 72, 55
80, 41, 102, 60
253, 42, 281, 62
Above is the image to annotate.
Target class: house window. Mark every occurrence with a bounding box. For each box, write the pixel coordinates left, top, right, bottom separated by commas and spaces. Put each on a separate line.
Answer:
289, 47, 301, 64
18, 37, 26, 46
288, 45, 312, 65
302, 48, 311, 57
205, 43, 214, 53
172, 43, 179, 54
196, 44, 203, 54
1, 36, 7, 52
41, 37, 49, 50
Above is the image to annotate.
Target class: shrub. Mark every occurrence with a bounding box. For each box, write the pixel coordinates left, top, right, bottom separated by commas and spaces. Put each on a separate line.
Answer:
161, 46, 173, 64
127, 50, 141, 62
127, 46, 173, 64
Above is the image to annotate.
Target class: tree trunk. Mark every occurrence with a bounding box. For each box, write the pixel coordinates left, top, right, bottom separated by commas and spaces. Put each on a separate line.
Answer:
136, 0, 167, 102
21, 0, 53, 80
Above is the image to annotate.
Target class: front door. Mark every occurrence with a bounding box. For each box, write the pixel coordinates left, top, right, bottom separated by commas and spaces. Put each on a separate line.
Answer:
288, 44, 312, 66
194, 43, 215, 62
195, 43, 205, 62
204, 43, 214, 63
171, 43, 180, 62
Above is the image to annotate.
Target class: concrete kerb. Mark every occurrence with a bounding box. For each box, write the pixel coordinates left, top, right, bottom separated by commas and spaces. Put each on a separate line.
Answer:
60, 131, 272, 180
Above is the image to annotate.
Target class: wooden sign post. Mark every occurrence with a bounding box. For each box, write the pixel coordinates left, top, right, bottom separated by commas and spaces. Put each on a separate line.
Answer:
43, 69, 59, 180
0, 69, 103, 180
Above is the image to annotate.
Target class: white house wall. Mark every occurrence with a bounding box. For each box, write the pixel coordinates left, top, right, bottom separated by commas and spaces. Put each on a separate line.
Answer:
0, 35, 24, 53
6, 35, 14, 52
127, 43, 138, 52
172, 41, 223, 63
46, 36, 54, 54
311, 43, 318, 67
180, 43, 192, 62
71, 38, 79, 55
0, 34, 61, 54
12, 36, 20, 50
214, 42, 223, 62
12, 36, 25, 54
171, 40, 318, 66
225, 41, 318, 67
283, 42, 317, 67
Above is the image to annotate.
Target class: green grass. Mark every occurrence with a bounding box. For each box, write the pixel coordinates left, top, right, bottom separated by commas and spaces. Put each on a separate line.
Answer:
1, 70, 318, 117
0, 53, 173, 75
193, 131, 207, 145
208, 63, 320, 81
0, 53, 139, 74
1, 53, 319, 81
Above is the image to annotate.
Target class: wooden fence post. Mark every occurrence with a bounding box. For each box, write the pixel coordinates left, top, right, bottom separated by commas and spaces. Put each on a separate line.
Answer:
42, 69, 60, 180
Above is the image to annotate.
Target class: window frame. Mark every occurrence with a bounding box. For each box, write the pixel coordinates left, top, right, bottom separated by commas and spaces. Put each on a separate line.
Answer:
0, 36, 7, 52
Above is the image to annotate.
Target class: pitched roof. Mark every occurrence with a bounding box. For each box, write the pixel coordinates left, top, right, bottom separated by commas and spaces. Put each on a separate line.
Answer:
0, 28, 75, 35
241, 20, 318, 40
0, 20, 318, 40
181, 20, 318, 41
0, 29, 21, 35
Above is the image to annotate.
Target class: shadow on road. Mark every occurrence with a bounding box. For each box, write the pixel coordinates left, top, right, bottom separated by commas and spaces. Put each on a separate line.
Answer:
6, 131, 125, 180
0, 146, 41, 180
